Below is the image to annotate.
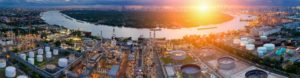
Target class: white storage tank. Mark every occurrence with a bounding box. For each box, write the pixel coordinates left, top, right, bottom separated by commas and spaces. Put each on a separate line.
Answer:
5, 66, 16, 78
0, 58, 6, 68
46, 52, 52, 58
17, 75, 28, 78
38, 49, 44, 55
263, 43, 275, 51
233, 39, 240, 44
45, 46, 50, 52
240, 41, 248, 47
241, 37, 248, 41
257, 47, 267, 53
28, 58, 34, 65
58, 58, 68, 67
37, 55, 43, 62
247, 39, 255, 44
53, 49, 59, 55
29, 51, 35, 58
19, 54, 26, 60
260, 36, 268, 40
258, 51, 265, 57
246, 44, 255, 50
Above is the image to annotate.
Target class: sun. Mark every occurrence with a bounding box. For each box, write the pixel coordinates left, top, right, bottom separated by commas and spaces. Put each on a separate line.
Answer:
199, 4, 210, 12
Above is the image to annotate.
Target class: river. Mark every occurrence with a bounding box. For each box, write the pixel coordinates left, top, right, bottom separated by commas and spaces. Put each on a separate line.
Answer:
41, 11, 255, 40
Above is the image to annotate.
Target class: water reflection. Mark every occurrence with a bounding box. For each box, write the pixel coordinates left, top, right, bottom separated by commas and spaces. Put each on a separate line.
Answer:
41, 11, 254, 40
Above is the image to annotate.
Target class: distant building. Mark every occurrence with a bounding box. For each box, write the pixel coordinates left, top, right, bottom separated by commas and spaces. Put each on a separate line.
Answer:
251, 26, 281, 36
165, 65, 176, 78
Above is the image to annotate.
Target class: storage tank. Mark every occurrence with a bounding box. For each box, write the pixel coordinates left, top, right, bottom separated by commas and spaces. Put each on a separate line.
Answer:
233, 39, 240, 44
46, 52, 52, 58
0, 58, 6, 68
19, 54, 26, 60
245, 70, 268, 78
53, 49, 59, 55
247, 39, 255, 44
28, 51, 35, 58
263, 43, 275, 51
45, 46, 50, 52
17, 75, 28, 78
37, 55, 43, 62
181, 64, 201, 78
260, 36, 268, 40
246, 44, 255, 50
240, 41, 248, 47
218, 57, 235, 70
46, 64, 57, 73
169, 50, 187, 61
241, 37, 248, 42
5, 66, 16, 78
38, 49, 44, 55
257, 47, 267, 53
58, 58, 68, 67
258, 51, 265, 57
28, 58, 34, 65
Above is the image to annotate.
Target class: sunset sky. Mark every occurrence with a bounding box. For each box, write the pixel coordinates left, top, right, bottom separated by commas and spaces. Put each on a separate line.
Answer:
0, 0, 300, 7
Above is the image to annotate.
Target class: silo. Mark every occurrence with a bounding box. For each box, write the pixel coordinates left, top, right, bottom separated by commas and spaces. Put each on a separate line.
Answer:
46, 52, 52, 58
38, 48, 44, 55
53, 49, 59, 55
0, 58, 6, 68
58, 58, 68, 67
245, 70, 268, 78
29, 51, 35, 58
181, 64, 201, 78
217, 57, 235, 70
28, 58, 34, 65
263, 43, 275, 51
246, 44, 255, 51
17, 75, 29, 78
19, 54, 26, 60
5, 66, 16, 78
37, 55, 43, 62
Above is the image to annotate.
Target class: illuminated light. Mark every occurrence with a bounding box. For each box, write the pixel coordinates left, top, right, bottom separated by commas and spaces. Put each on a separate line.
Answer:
199, 4, 210, 12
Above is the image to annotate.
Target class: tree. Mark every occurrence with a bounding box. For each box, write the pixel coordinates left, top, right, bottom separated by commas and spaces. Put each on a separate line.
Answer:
54, 41, 61, 47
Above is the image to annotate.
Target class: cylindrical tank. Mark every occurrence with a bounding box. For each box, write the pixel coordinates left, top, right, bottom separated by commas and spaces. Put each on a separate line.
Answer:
45, 46, 50, 52
246, 44, 255, 50
28, 58, 34, 65
38, 49, 44, 55
247, 39, 255, 44
260, 36, 268, 40
58, 58, 68, 67
257, 47, 267, 53
245, 70, 268, 78
258, 51, 265, 57
46, 64, 57, 73
46, 52, 52, 58
241, 37, 248, 41
37, 55, 43, 62
181, 64, 201, 78
233, 39, 240, 44
29, 51, 35, 58
19, 54, 26, 60
218, 57, 235, 70
240, 41, 248, 47
5, 66, 16, 78
263, 43, 275, 51
17, 75, 28, 78
53, 49, 59, 55
0, 58, 6, 68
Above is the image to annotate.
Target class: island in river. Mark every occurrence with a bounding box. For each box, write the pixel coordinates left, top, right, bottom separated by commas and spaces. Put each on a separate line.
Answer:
61, 10, 233, 28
